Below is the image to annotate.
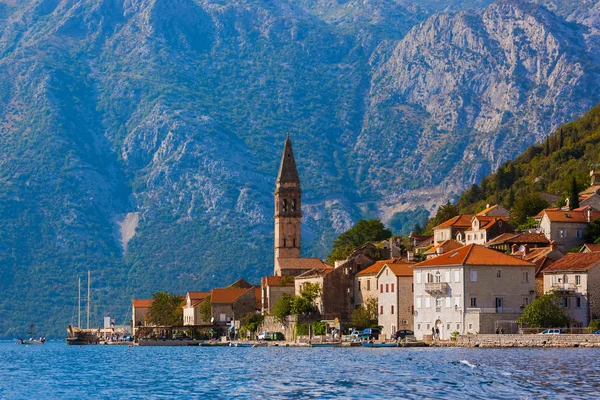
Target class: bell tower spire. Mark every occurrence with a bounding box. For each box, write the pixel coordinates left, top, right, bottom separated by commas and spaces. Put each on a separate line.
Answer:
274, 134, 302, 276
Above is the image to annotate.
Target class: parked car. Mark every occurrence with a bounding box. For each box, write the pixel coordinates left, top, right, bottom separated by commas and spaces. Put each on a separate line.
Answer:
590, 330, 600, 335
540, 329, 562, 335
350, 330, 360, 337
393, 330, 415, 340
358, 328, 380, 340
270, 332, 285, 341
257, 331, 270, 340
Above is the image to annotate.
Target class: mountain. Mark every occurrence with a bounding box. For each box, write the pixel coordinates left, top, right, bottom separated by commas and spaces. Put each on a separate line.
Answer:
0, 0, 599, 337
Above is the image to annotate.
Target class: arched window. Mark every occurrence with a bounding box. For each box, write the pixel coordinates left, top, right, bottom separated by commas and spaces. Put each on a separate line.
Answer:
291, 199, 296, 212
282, 199, 287, 213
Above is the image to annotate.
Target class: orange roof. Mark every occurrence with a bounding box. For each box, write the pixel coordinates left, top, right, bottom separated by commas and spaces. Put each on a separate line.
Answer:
132, 299, 154, 308
377, 263, 413, 277
261, 276, 295, 287
542, 209, 600, 223
187, 291, 210, 302
357, 258, 414, 276
580, 184, 600, 196
414, 244, 534, 267
486, 233, 549, 246
543, 252, 600, 272
210, 288, 253, 304
278, 258, 333, 271
424, 240, 463, 255
582, 244, 600, 252
434, 215, 473, 229
476, 204, 507, 216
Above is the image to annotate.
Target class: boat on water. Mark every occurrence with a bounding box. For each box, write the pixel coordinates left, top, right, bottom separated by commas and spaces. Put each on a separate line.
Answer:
19, 324, 45, 345
66, 271, 100, 346
362, 342, 398, 348
229, 342, 268, 348
310, 342, 342, 348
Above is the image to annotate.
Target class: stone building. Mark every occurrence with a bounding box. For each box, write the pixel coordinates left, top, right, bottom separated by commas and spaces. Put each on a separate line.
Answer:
183, 291, 211, 326
580, 170, 600, 211
132, 299, 153, 336
464, 215, 512, 245
485, 233, 550, 253
210, 288, 256, 327
412, 244, 535, 340
376, 263, 414, 339
433, 215, 473, 245
354, 260, 393, 309
542, 252, 600, 327
539, 208, 600, 250
261, 276, 295, 314
511, 242, 564, 297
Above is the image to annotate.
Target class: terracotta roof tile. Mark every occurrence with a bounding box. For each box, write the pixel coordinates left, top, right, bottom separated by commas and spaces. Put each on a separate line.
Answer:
542, 209, 600, 223
132, 299, 154, 308
187, 291, 210, 302
261, 276, 295, 287
582, 244, 600, 252
424, 240, 463, 255
414, 244, 534, 267
377, 263, 414, 277
434, 215, 473, 229
210, 288, 253, 304
277, 258, 333, 271
486, 233, 549, 246
543, 252, 600, 272
356, 258, 413, 276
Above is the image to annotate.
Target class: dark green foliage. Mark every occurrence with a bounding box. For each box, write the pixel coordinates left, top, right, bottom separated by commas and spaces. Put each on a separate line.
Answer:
570, 177, 580, 210
148, 292, 184, 326
517, 292, 571, 328
388, 208, 429, 235
312, 321, 327, 336
199, 296, 212, 324
424, 202, 459, 233
511, 194, 549, 226
272, 294, 293, 323
291, 283, 322, 315
327, 220, 392, 264
296, 323, 309, 336
588, 320, 600, 333
585, 219, 600, 244
350, 298, 378, 330
240, 312, 264, 334
458, 105, 600, 216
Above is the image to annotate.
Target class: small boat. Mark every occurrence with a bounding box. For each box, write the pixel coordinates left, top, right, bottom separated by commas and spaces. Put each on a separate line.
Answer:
19, 324, 45, 345
229, 342, 268, 347
310, 342, 342, 347
362, 341, 398, 348
66, 325, 100, 345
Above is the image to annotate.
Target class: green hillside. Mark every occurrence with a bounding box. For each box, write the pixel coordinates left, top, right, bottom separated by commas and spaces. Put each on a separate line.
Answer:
456, 104, 600, 217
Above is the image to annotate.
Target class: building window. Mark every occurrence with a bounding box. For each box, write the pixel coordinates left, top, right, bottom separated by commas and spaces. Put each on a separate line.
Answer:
425, 297, 431, 308
563, 297, 569, 308
445, 271, 451, 282
470, 270, 477, 282
522, 272, 529, 283
380, 284, 383, 293
435, 272, 441, 283
522, 297, 529, 307
436, 297, 442, 312
456, 323, 460, 330
367, 280, 370, 291
380, 306, 383, 315
386, 284, 389, 293
496, 270, 501, 278
575, 275, 581, 286
282, 199, 287, 213
426, 323, 430, 331
391, 305, 394, 314
559, 229, 567, 238
391, 283, 395, 293
291, 199, 296, 212
293, 239, 296, 247
468, 323, 473, 330
358, 281, 361, 291
386, 269, 389, 276
470, 297, 477, 307
447, 323, 450, 330
454, 270, 460, 282
283, 239, 286, 247
417, 323, 421, 331
446, 297, 451, 308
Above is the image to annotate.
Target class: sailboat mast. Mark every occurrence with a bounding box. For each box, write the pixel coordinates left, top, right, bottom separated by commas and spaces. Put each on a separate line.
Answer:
78, 276, 81, 329
87, 270, 91, 330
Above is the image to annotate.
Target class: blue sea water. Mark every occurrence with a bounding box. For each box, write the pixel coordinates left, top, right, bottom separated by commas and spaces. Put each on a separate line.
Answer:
0, 342, 598, 399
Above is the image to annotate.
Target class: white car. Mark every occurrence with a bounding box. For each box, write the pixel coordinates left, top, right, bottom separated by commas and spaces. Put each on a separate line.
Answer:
540, 329, 561, 335
257, 331, 269, 340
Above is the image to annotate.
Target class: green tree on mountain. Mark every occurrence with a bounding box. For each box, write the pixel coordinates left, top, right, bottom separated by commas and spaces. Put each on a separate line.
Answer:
327, 220, 392, 263
511, 194, 549, 226
570, 177, 580, 210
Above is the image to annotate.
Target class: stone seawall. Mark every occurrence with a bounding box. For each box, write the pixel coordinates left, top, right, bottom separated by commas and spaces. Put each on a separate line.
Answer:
455, 334, 600, 348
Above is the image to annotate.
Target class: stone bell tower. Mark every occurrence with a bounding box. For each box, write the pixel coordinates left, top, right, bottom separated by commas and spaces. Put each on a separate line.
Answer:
274, 135, 302, 275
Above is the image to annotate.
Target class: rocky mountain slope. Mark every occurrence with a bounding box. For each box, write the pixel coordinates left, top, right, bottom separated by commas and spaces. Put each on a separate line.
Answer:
0, 0, 599, 336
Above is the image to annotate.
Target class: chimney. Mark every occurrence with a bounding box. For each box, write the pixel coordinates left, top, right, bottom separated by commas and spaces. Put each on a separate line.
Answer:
436, 246, 443, 255
407, 251, 414, 262
523, 244, 530, 255
511, 244, 518, 254
550, 240, 558, 250
588, 209, 593, 223
486, 204, 490, 209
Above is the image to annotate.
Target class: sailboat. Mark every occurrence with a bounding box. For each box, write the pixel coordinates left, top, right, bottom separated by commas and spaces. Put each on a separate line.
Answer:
19, 323, 45, 345
66, 271, 99, 345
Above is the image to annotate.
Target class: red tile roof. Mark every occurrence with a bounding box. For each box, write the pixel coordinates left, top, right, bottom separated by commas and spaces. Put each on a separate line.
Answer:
210, 288, 253, 304
187, 291, 210, 302
254, 287, 262, 310
377, 263, 414, 277
466, 216, 508, 231
278, 258, 333, 271
486, 233, 549, 246
356, 258, 414, 276
476, 204, 506, 216
434, 215, 473, 229
424, 240, 463, 255
543, 252, 600, 272
132, 299, 154, 308
261, 276, 295, 287
295, 268, 333, 279
542, 209, 600, 223
582, 243, 600, 253
414, 244, 534, 267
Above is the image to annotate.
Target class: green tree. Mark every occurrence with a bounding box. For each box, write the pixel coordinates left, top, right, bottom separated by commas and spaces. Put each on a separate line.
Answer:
291, 283, 322, 315
585, 219, 600, 244
272, 293, 293, 322
517, 292, 571, 328
350, 298, 379, 330
327, 220, 392, 263
240, 312, 264, 336
570, 176, 580, 210
199, 295, 212, 323
506, 188, 516, 209
588, 319, 600, 333
148, 291, 184, 326
511, 194, 549, 225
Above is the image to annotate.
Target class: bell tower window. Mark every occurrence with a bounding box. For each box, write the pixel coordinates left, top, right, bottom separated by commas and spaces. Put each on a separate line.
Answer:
283, 239, 287, 247
282, 199, 287, 213
292, 199, 296, 212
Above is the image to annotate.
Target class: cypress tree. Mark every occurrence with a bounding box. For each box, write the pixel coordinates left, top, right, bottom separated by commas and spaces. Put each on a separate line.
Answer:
545, 138, 550, 156
570, 177, 580, 210
559, 128, 564, 149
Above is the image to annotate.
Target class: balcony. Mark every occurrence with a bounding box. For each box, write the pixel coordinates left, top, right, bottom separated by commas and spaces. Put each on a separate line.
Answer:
551, 283, 577, 293
424, 282, 449, 295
